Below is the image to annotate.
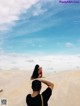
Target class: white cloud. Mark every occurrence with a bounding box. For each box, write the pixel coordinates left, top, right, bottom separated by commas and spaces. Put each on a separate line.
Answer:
0, 0, 39, 31
33, 3, 47, 16
65, 42, 74, 48
32, 0, 58, 16
0, 53, 80, 71
0, 0, 62, 33
0, 0, 59, 31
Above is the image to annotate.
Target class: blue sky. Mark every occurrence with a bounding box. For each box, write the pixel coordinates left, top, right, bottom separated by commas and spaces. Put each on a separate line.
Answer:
0, 0, 80, 55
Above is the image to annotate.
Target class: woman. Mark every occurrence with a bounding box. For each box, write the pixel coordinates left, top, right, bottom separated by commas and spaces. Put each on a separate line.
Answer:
31, 64, 42, 80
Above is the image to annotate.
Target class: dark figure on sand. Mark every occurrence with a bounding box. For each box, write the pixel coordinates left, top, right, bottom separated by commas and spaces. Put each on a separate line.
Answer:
26, 79, 54, 106
0, 89, 3, 93
31, 64, 43, 80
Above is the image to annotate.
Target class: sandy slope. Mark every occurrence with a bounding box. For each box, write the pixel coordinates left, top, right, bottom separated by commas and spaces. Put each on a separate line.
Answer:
0, 70, 80, 106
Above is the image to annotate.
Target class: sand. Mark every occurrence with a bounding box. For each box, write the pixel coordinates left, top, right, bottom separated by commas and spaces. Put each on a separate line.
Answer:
0, 70, 80, 106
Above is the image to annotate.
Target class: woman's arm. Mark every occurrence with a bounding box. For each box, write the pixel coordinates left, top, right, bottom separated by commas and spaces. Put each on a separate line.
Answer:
38, 67, 42, 78
38, 78, 54, 90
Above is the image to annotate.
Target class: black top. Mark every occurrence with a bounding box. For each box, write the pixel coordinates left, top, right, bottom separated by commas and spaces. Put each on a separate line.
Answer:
26, 87, 52, 106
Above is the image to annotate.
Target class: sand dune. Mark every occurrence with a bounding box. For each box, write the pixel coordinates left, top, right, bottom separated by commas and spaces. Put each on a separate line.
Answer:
0, 70, 80, 106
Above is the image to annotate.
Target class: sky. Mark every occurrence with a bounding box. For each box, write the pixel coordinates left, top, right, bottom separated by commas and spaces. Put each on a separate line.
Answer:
0, 0, 80, 55
0, 0, 80, 71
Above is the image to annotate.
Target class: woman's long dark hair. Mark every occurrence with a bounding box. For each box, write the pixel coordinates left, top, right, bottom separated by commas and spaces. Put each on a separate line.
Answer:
31, 64, 39, 79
